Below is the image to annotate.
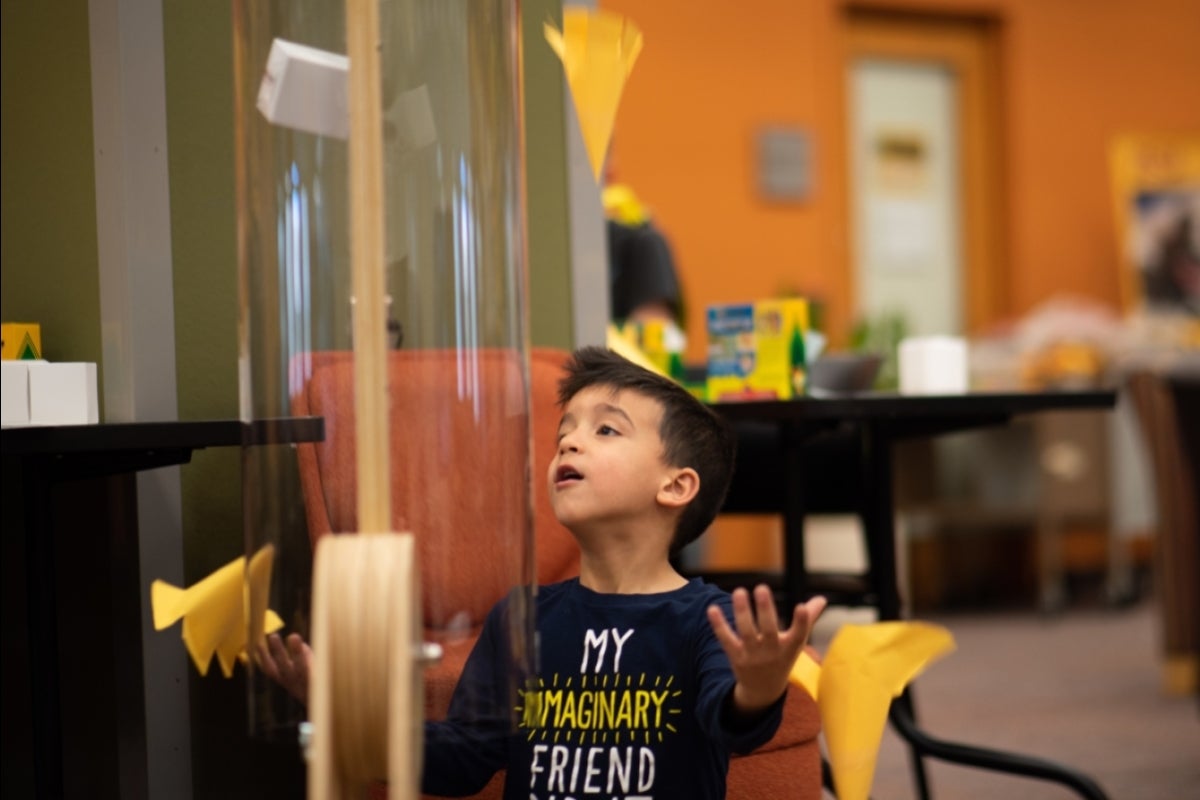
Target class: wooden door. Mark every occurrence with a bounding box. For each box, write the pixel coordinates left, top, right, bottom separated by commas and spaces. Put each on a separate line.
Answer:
844, 9, 1006, 335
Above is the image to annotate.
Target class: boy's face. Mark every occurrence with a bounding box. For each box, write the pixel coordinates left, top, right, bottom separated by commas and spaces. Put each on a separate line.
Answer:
548, 385, 674, 532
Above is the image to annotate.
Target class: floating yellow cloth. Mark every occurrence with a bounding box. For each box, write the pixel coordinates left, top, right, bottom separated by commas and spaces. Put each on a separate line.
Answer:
606, 323, 667, 376
792, 622, 956, 800
544, 8, 643, 181
151, 545, 284, 678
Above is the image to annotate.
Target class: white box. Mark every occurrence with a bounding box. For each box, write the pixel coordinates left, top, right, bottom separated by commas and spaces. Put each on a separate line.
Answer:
899, 336, 969, 395
1, 361, 32, 426
257, 38, 349, 140
28, 362, 99, 425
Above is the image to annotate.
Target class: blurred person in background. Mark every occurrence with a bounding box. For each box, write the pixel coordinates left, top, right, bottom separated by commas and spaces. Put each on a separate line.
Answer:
603, 147, 685, 327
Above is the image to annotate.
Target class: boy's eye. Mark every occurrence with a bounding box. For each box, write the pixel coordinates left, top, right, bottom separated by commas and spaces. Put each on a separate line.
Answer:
597, 424, 618, 436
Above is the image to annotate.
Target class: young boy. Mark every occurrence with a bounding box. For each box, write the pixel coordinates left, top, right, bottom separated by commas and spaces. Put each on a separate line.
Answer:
259, 346, 826, 798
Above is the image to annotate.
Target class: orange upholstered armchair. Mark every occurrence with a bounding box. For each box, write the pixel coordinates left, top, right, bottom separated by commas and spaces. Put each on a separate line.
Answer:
292, 347, 821, 799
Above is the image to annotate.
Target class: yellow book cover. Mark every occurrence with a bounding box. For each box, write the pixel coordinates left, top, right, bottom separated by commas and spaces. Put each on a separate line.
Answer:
1, 323, 42, 360
706, 299, 809, 401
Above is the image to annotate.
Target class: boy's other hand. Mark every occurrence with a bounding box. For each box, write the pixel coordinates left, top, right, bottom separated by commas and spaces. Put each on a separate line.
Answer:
707, 586, 827, 716
255, 632, 312, 705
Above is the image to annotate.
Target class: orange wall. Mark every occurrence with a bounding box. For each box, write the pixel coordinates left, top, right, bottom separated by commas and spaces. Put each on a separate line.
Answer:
601, 0, 1200, 571
602, 0, 1200, 363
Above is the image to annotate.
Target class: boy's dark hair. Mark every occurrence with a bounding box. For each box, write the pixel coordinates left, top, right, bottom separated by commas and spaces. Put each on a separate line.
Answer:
556, 346, 736, 554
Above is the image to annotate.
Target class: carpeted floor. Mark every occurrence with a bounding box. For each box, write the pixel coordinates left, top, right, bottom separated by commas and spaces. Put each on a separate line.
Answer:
811, 600, 1200, 799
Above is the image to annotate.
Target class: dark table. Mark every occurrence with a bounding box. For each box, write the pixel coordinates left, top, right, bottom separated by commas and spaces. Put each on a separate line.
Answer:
707, 389, 1116, 800
1, 418, 322, 800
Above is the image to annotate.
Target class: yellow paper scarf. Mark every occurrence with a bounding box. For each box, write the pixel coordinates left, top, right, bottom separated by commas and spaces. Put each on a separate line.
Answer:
792, 621, 956, 800
545, 8, 643, 181
151, 545, 284, 677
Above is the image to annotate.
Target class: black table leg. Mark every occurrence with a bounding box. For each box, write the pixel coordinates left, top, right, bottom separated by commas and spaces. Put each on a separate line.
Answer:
859, 425, 931, 799
858, 424, 901, 620
24, 456, 64, 799
893, 689, 931, 800
782, 423, 809, 609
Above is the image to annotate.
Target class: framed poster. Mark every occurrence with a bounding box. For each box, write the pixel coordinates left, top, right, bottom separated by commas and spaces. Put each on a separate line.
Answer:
1110, 134, 1200, 314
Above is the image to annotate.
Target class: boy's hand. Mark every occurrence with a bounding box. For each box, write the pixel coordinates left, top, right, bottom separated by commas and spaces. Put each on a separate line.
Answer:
255, 632, 312, 705
707, 586, 827, 716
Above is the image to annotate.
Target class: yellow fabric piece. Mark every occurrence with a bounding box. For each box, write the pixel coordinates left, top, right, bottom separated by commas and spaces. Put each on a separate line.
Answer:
544, 8, 643, 181
606, 323, 667, 376
791, 622, 956, 800
791, 649, 823, 700
151, 546, 284, 678
602, 183, 651, 227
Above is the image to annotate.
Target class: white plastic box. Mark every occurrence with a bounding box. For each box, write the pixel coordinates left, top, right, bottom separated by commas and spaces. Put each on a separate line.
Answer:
256, 38, 349, 139
1, 361, 32, 426
898, 336, 969, 395
28, 362, 99, 425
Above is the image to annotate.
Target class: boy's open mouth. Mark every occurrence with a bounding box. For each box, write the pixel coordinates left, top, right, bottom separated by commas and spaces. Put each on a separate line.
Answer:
555, 465, 582, 483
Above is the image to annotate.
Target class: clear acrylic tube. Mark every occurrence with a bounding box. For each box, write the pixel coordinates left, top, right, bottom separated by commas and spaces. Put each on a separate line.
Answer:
233, 0, 534, 740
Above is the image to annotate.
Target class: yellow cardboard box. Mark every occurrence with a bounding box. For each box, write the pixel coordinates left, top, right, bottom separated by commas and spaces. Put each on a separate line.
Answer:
1, 323, 42, 360
706, 299, 809, 401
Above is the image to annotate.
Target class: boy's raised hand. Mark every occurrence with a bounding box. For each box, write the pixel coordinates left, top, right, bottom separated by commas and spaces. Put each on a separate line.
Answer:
255, 632, 312, 705
707, 586, 827, 716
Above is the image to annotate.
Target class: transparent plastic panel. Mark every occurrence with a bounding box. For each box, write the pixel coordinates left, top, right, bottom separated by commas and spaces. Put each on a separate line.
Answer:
233, 0, 534, 740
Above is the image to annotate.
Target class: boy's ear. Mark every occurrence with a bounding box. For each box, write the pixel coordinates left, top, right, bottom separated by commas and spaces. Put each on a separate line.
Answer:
657, 467, 699, 509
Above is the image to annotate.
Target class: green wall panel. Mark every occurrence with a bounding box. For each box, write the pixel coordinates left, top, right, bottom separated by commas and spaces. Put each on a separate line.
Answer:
522, 0, 574, 349
162, 1, 242, 580
0, 1, 102, 370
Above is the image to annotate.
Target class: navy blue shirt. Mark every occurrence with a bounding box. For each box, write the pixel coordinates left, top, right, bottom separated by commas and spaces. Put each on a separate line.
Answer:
423, 578, 784, 799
